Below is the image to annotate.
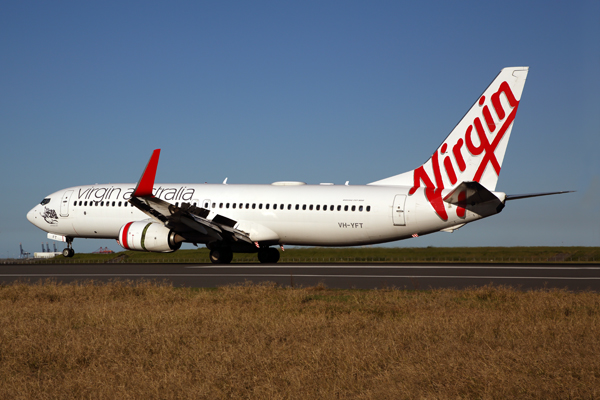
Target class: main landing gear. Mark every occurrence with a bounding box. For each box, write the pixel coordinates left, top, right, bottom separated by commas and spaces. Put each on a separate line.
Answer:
209, 247, 233, 264
258, 247, 280, 264
62, 237, 75, 258
208, 246, 281, 264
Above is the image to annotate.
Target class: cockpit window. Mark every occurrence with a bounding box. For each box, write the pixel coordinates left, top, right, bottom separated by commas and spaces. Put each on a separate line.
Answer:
40, 198, 51, 206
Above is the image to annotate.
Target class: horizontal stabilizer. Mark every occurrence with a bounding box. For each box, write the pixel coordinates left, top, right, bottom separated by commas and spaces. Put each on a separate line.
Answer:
505, 191, 574, 201
443, 181, 500, 206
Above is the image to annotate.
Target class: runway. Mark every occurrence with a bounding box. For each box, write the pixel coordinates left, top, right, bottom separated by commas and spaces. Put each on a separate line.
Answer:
1, 263, 600, 290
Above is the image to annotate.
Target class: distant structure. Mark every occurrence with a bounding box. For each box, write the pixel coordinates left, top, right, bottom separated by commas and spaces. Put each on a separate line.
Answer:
93, 247, 114, 254
34, 242, 62, 259
19, 243, 31, 259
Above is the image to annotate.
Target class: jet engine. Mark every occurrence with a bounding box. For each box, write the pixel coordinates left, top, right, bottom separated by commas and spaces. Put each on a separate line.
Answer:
118, 221, 184, 252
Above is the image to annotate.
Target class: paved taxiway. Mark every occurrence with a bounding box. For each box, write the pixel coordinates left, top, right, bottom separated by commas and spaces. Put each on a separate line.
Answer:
1, 263, 599, 290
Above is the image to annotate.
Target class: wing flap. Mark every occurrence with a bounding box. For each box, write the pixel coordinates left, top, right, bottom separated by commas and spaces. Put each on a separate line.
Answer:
128, 149, 254, 245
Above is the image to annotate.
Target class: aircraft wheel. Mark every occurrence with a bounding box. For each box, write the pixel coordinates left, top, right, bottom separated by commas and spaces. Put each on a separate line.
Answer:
268, 247, 280, 263
210, 248, 233, 264
63, 248, 75, 258
257, 248, 268, 263
258, 247, 280, 263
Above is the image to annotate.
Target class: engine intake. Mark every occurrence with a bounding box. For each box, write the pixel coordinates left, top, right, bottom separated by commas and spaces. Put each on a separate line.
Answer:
118, 221, 183, 253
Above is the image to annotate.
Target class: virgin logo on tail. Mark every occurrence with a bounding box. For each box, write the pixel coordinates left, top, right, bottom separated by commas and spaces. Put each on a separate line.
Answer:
409, 81, 520, 221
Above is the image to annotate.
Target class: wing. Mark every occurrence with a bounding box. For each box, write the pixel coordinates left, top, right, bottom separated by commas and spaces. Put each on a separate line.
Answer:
128, 149, 255, 246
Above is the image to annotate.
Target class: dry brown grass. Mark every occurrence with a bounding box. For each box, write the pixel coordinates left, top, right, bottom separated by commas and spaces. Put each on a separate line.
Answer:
0, 281, 598, 399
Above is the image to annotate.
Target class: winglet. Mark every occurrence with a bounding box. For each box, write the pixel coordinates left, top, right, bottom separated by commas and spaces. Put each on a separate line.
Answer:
133, 149, 161, 197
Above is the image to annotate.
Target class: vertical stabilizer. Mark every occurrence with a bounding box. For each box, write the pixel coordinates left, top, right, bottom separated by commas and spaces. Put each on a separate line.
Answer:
369, 66, 528, 191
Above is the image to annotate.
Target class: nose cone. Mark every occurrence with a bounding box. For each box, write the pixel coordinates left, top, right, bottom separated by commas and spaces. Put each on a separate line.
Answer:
27, 206, 40, 227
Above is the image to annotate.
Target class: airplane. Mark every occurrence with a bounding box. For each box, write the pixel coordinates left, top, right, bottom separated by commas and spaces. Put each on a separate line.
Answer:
26, 66, 571, 264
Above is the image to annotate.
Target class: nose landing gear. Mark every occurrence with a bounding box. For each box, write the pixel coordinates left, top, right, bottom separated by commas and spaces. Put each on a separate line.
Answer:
62, 237, 75, 258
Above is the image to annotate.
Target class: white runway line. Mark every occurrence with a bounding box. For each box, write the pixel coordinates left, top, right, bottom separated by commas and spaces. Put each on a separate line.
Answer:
186, 265, 600, 270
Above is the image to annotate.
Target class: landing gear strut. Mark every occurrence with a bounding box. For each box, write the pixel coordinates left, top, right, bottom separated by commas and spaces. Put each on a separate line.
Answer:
209, 247, 233, 264
258, 247, 280, 264
62, 237, 75, 258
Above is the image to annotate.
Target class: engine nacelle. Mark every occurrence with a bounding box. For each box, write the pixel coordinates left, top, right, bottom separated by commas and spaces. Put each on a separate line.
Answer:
118, 221, 183, 253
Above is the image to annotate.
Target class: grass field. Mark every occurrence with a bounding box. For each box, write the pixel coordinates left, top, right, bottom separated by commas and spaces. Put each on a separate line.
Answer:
0, 281, 599, 399
12, 246, 600, 264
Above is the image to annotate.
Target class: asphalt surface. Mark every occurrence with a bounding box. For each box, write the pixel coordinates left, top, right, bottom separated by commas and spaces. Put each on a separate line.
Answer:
1, 263, 600, 291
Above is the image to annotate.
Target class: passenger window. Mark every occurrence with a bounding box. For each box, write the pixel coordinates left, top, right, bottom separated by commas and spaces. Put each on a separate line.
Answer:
266, 204, 270, 209
344, 205, 348, 211
295, 204, 299, 210
175, 202, 179, 207
246, 203, 249, 209
309, 205, 313, 210
101, 201, 104, 206
302, 205, 306, 210
212, 203, 216, 208
316, 205, 320, 211
351, 205, 356, 211
226, 203, 230, 209
219, 203, 223, 208
280, 204, 284, 209
112, 201, 116, 206
323, 205, 327, 211
204, 202, 209, 208
273, 204, 277, 210
259, 204, 263, 209
252, 204, 256, 209
337, 205, 341, 211
232, 203, 236, 209
239, 203, 243, 209
287, 204, 291, 210
359, 205, 363, 211
367, 206, 371, 212
118, 202, 122, 207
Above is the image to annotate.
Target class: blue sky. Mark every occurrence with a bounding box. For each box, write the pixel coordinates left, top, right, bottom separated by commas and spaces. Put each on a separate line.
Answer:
1, 1, 598, 257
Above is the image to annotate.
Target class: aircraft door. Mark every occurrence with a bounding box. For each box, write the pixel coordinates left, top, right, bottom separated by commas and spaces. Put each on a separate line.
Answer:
60, 190, 74, 217
392, 195, 406, 226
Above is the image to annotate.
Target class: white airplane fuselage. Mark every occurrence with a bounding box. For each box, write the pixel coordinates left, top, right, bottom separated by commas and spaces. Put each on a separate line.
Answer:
27, 182, 500, 248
